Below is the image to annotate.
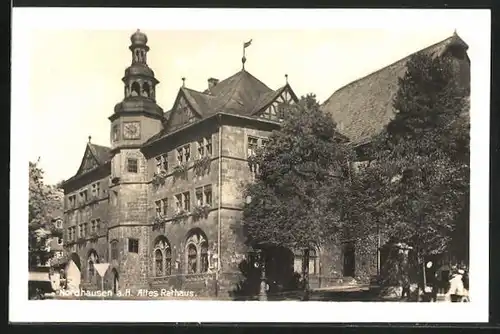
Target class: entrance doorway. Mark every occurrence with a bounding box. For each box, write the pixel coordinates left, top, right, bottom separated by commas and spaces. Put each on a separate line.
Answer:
112, 268, 119, 294
342, 241, 355, 277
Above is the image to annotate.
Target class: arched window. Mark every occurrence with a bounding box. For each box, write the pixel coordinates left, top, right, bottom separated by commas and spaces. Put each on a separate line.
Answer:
131, 82, 141, 96
154, 249, 163, 276
87, 250, 99, 280
153, 236, 172, 277
185, 229, 209, 274
110, 240, 119, 261
187, 244, 197, 274
200, 241, 209, 273
142, 82, 150, 98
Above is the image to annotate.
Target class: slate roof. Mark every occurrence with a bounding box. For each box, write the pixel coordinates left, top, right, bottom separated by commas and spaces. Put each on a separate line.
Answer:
88, 143, 112, 164
183, 69, 275, 116
63, 142, 112, 186
146, 69, 293, 145
320, 33, 469, 144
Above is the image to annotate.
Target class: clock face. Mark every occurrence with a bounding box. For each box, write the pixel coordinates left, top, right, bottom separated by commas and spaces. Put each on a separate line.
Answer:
123, 122, 141, 139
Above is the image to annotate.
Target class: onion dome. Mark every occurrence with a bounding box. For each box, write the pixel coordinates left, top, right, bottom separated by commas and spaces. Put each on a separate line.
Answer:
130, 29, 148, 45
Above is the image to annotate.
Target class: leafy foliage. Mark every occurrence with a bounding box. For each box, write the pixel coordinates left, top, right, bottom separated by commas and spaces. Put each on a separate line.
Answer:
242, 94, 356, 249
356, 53, 469, 259
29, 160, 64, 269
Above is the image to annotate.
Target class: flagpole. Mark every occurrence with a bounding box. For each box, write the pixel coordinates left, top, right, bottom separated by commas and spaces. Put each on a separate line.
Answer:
242, 43, 246, 70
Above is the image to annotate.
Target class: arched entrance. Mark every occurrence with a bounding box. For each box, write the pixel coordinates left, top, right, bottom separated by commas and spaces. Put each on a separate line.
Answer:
264, 246, 295, 291
66, 252, 82, 291
111, 268, 119, 294
342, 241, 355, 277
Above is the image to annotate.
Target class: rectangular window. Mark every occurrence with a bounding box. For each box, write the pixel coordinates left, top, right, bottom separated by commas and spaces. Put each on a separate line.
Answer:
95, 182, 100, 197
127, 158, 138, 173
68, 195, 77, 208
91, 220, 96, 233
58, 237, 63, 245
205, 137, 213, 156
204, 185, 213, 206
177, 144, 191, 163
78, 224, 83, 237
128, 238, 139, 253
155, 200, 162, 217
175, 194, 182, 212
155, 154, 168, 173
111, 241, 119, 260
83, 222, 88, 236
95, 218, 101, 231
197, 140, 204, 157
195, 187, 203, 206
247, 137, 259, 157
162, 198, 168, 216
183, 191, 190, 212
197, 136, 213, 158
79, 190, 88, 204
112, 124, 120, 142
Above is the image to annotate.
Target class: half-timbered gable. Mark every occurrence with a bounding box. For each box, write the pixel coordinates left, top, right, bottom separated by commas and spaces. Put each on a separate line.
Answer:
253, 84, 299, 122
73, 143, 112, 178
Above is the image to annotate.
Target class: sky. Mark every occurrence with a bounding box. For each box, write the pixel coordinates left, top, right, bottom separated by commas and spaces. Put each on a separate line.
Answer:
23, 10, 485, 185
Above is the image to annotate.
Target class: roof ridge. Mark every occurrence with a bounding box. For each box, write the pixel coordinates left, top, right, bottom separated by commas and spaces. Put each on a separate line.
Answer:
89, 142, 111, 150
183, 86, 213, 97
323, 34, 458, 105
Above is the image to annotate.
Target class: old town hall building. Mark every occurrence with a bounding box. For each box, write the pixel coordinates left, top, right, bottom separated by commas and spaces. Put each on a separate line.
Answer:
58, 30, 470, 297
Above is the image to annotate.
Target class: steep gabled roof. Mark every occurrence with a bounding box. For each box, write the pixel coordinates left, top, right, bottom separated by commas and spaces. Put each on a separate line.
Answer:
64, 142, 111, 185
145, 69, 295, 145
88, 143, 112, 165
320, 33, 469, 144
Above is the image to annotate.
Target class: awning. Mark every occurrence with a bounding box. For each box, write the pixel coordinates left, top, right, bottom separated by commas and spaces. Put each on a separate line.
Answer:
29, 271, 50, 282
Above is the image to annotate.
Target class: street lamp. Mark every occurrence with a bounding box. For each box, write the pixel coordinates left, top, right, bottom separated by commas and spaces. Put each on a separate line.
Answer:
257, 249, 268, 301
249, 246, 268, 301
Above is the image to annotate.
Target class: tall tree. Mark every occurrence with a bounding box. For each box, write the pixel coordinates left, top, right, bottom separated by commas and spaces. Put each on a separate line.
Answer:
242, 94, 355, 297
29, 160, 64, 269
356, 53, 470, 285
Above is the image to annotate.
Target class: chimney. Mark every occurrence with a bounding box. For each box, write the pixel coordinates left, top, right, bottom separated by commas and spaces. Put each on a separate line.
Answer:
208, 78, 219, 90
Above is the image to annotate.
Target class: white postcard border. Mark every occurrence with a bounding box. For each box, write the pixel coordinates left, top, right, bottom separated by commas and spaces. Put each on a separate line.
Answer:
11, 8, 491, 323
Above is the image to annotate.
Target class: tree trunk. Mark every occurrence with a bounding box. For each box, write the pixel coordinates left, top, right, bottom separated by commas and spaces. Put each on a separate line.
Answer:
302, 248, 310, 301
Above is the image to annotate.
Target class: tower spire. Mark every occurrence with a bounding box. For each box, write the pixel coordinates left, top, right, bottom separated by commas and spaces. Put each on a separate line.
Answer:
120, 29, 159, 101
112, 30, 163, 120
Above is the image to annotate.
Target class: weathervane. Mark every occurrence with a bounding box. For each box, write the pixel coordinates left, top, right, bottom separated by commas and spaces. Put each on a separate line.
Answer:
242, 39, 252, 70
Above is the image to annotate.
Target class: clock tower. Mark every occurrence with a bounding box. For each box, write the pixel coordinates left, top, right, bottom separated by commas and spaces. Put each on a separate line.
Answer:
107, 30, 163, 290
